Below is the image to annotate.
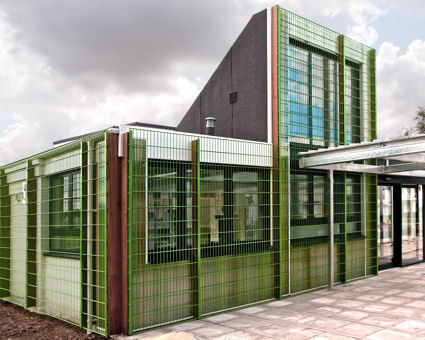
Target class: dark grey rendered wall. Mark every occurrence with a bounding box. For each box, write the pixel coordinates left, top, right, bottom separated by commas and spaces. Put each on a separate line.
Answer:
176, 10, 268, 142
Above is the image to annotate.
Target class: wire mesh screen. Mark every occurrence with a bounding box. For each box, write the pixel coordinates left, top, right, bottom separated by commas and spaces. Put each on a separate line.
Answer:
128, 128, 277, 333
279, 7, 377, 294
0, 132, 108, 336
0, 165, 27, 307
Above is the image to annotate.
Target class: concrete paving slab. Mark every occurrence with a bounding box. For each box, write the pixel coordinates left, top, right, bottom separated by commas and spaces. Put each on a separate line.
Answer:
310, 333, 356, 340
247, 323, 322, 339
331, 322, 383, 338
398, 291, 425, 298
235, 306, 267, 315
220, 315, 274, 329
211, 330, 275, 340
190, 324, 235, 338
395, 319, 425, 334
365, 329, 413, 340
359, 315, 401, 328
306, 316, 349, 331
334, 309, 369, 321
202, 313, 238, 323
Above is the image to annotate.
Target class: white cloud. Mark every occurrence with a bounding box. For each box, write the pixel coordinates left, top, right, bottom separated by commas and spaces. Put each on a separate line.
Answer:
377, 39, 425, 138
0, 0, 421, 166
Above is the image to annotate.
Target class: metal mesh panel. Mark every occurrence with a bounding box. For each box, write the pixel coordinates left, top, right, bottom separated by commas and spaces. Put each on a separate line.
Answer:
0, 165, 27, 307
128, 128, 277, 333
279, 7, 377, 294
0, 132, 108, 336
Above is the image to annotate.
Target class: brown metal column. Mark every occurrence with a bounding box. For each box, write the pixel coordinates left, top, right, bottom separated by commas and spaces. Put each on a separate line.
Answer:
26, 160, 37, 307
0, 169, 10, 298
120, 133, 129, 335
106, 131, 129, 335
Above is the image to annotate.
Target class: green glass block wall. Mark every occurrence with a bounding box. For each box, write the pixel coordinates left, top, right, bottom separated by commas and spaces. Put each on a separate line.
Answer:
0, 132, 108, 336
278, 7, 377, 294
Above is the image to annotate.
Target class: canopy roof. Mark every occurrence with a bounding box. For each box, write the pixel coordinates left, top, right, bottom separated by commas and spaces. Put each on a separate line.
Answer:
299, 134, 425, 177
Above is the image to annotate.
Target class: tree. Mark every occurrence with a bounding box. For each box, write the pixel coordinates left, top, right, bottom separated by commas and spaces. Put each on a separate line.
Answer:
415, 106, 425, 134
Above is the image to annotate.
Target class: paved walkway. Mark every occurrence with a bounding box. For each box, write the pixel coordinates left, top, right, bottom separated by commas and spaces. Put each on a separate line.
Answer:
120, 262, 425, 339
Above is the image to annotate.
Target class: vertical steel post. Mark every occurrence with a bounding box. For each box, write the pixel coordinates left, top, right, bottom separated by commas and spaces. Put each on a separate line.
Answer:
329, 169, 334, 289
191, 139, 201, 317
80, 141, 88, 329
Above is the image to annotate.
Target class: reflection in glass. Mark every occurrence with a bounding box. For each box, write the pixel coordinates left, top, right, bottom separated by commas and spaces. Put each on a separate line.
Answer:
402, 187, 423, 265
378, 186, 393, 267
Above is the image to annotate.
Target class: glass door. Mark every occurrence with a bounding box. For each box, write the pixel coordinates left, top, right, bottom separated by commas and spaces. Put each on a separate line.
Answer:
401, 186, 423, 266
378, 186, 394, 269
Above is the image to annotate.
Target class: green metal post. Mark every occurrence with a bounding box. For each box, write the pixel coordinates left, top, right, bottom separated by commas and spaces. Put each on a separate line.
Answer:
103, 131, 108, 336
80, 141, 84, 328
196, 139, 202, 317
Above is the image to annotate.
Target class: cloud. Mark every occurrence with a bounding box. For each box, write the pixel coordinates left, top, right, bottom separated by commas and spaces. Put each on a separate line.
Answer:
0, 0, 418, 165
377, 39, 425, 138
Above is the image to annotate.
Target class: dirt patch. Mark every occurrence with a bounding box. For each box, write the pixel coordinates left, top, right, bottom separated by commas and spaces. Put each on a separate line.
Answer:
0, 300, 105, 340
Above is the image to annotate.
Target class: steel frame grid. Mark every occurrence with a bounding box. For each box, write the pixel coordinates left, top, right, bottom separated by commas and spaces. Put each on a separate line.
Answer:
0, 5, 379, 336
127, 127, 277, 333
0, 132, 108, 337
278, 5, 377, 296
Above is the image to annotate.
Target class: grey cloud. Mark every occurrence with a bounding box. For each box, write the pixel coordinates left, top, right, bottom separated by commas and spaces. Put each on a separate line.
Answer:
0, 0, 274, 92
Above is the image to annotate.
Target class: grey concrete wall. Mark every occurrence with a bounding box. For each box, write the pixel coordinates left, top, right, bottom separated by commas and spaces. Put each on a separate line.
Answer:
177, 10, 268, 142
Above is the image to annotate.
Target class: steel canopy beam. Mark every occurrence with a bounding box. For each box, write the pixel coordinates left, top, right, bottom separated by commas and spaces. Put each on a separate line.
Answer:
303, 162, 425, 177
307, 163, 381, 174
384, 153, 425, 164
381, 163, 425, 173
299, 135, 425, 169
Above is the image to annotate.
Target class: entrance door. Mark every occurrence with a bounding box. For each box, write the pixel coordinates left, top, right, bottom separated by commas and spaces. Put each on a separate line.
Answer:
378, 186, 394, 269
401, 186, 424, 266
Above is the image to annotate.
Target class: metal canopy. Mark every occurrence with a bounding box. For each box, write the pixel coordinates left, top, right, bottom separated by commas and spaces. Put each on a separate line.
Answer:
299, 134, 425, 177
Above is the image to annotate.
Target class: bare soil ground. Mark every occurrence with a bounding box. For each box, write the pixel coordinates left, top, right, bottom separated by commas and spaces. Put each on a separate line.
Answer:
0, 300, 105, 340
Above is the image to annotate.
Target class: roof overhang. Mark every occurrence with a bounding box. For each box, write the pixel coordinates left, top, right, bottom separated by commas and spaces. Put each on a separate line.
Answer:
299, 134, 425, 177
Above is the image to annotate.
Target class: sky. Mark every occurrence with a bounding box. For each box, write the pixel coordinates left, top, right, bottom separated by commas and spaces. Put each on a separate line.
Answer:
0, 0, 424, 165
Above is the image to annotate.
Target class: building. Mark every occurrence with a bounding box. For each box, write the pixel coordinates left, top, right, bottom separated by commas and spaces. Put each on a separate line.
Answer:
1, 4, 419, 337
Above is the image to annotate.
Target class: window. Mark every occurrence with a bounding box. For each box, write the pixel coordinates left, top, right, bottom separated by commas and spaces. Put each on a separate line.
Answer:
200, 166, 270, 257
49, 170, 80, 255
346, 174, 362, 237
290, 172, 327, 242
147, 161, 192, 264
146, 161, 271, 263
287, 40, 338, 146
345, 61, 361, 144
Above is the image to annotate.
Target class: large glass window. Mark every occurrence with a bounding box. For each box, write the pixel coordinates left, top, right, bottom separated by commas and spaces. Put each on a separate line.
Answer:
287, 41, 338, 146
290, 172, 327, 233
346, 175, 362, 237
199, 165, 270, 257
345, 62, 361, 144
146, 162, 270, 263
49, 170, 80, 255
147, 161, 192, 263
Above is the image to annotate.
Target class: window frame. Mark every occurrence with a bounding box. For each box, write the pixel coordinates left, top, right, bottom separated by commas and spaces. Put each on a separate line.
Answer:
199, 164, 271, 258
48, 169, 81, 258
287, 38, 339, 146
146, 159, 272, 264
